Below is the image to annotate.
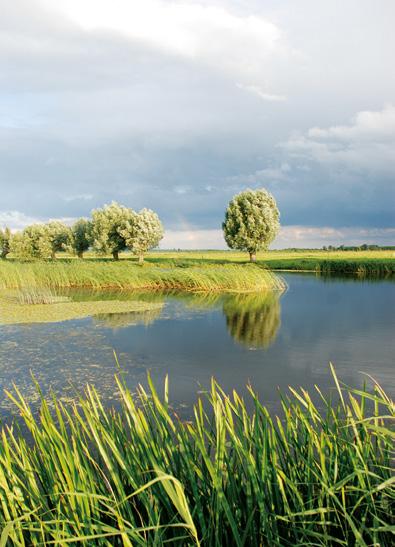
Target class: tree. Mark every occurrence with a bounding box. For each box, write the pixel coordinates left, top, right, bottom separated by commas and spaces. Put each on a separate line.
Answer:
70, 219, 92, 258
0, 227, 11, 259
91, 202, 133, 260
10, 224, 52, 259
222, 189, 280, 262
120, 208, 164, 263
46, 221, 71, 259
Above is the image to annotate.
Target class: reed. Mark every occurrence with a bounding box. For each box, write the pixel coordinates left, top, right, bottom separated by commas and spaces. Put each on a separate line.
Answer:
0, 260, 286, 292
13, 287, 70, 305
0, 367, 393, 545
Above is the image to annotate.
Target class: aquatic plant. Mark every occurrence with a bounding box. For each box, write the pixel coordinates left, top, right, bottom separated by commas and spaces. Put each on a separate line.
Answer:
0, 367, 393, 545
13, 287, 70, 305
0, 297, 163, 325
0, 260, 286, 292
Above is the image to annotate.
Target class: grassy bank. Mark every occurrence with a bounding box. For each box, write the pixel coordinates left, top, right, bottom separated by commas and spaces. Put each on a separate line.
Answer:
0, 368, 393, 545
143, 250, 395, 276
0, 260, 286, 292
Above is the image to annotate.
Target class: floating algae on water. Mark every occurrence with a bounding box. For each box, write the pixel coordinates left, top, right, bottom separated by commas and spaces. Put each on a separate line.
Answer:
0, 290, 163, 325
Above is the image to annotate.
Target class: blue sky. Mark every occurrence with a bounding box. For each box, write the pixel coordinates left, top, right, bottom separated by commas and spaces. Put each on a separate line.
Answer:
1, 0, 394, 248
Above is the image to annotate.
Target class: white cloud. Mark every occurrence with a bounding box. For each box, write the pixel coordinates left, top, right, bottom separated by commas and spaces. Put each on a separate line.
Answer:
227, 163, 291, 186
308, 104, 395, 141
161, 225, 395, 250
173, 185, 191, 195
62, 193, 93, 202
46, 0, 288, 90
0, 211, 77, 231
161, 229, 225, 249
236, 83, 286, 102
276, 226, 395, 249
282, 104, 395, 173
0, 211, 41, 231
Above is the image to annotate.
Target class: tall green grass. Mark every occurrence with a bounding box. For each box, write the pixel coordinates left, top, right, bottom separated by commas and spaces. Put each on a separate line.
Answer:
0, 260, 286, 292
258, 258, 395, 276
0, 367, 393, 545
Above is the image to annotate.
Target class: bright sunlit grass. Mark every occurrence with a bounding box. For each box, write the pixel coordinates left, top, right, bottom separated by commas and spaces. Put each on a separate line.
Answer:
0, 260, 286, 292
0, 367, 393, 545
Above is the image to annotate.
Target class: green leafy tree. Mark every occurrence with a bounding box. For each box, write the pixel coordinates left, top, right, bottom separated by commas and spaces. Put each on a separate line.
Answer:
222, 188, 280, 262
0, 227, 11, 259
120, 208, 164, 263
10, 225, 52, 259
91, 202, 133, 260
46, 221, 71, 259
70, 219, 92, 258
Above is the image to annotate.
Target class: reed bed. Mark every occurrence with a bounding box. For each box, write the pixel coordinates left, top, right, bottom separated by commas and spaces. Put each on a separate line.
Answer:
0, 367, 393, 545
260, 258, 395, 276
0, 260, 286, 292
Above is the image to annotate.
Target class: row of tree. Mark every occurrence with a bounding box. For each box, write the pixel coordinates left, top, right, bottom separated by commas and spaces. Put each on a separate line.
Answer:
0, 203, 164, 262
0, 189, 281, 262
322, 244, 395, 251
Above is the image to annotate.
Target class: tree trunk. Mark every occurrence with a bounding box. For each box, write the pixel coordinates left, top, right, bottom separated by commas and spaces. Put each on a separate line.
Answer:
138, 253, 144, 264
77, 251, 84, 259
249, 252, 257, 263
1, 251, 7, 260
51, 251, 56, 260
112, 250, 119, 261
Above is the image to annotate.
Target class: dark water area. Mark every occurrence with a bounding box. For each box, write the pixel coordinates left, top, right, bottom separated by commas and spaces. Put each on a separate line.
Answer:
0, 273, 394, 422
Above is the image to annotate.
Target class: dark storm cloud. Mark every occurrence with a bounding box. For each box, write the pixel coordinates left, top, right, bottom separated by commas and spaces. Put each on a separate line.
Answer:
1, 0, 394, 245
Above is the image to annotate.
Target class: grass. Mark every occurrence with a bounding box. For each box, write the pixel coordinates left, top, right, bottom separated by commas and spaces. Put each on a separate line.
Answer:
0, 293, 163, 325
11, 287, 70, 305
0, 260, 286, 292
0, 367, 393, 545
142, 250, 395, 276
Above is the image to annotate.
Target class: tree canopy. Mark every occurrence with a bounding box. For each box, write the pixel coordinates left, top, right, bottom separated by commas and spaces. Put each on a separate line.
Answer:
0, 227, 11, 259
120, 208, 164, 263
91, 202, 133, 260
70, 219, 93, 258
222, 188, 280, 261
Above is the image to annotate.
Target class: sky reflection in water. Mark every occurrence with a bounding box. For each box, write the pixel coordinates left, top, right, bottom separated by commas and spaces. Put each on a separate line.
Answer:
0, 273, 394, 422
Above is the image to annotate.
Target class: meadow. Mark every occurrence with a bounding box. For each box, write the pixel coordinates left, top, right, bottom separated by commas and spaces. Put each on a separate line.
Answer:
142, 249, 395, 276
0, 368, 393, 546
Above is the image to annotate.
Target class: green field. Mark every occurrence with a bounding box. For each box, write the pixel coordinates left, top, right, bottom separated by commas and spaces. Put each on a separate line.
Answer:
141, 249, 395, 275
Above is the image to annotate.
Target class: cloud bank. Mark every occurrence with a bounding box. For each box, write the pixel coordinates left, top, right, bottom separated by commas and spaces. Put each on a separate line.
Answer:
0, 0, 394, 247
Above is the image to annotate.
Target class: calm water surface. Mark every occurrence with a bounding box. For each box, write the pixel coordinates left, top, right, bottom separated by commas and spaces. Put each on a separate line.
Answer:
0, 273, 394, 421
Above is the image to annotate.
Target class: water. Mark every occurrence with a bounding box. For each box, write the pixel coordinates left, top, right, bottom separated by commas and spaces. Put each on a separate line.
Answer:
0, 273, 394, 421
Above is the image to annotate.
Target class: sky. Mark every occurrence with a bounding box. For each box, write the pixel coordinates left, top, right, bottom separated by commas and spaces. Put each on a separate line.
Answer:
1, 0, 394, 248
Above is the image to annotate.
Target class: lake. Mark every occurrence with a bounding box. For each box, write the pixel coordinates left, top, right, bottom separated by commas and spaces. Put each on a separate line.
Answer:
0, 273, 394, 421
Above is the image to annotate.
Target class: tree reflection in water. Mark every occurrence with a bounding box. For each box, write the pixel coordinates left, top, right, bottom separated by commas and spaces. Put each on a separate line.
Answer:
223, 291, 281, 349
91, 289, 282, 349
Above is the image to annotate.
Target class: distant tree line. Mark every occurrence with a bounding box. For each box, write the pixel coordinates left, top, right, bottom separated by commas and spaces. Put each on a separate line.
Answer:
322, 244, 395, 251
0, 202, 164, 262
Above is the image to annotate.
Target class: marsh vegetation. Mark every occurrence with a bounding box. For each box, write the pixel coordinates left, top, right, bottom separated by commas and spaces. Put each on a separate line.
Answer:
0, 369, 393, 546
